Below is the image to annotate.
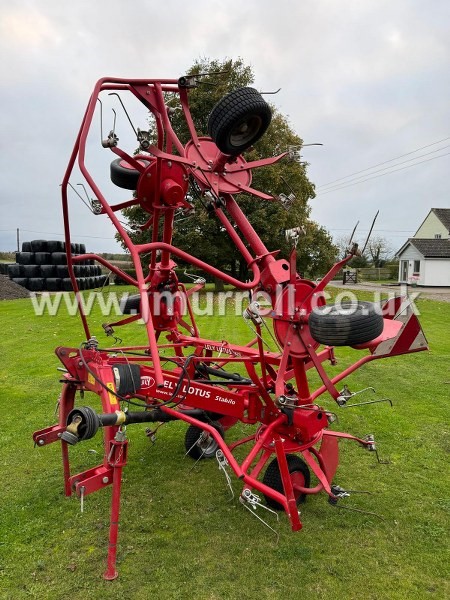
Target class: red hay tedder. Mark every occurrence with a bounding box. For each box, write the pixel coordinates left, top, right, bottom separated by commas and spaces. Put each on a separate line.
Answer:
33, 75, 428, 579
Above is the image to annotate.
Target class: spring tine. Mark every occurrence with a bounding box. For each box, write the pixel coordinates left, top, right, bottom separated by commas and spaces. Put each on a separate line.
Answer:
241, 501, 280, 543
332, 503, 385, 520
184, 434, 202, 458
108, 93, 138, 136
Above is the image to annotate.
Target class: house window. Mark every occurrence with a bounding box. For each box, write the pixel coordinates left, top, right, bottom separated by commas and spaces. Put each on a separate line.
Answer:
413, 260, 421, 275
435, 234, 442, 239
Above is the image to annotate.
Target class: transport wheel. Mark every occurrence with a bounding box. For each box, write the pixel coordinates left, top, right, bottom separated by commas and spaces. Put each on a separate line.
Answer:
208, 87, 272, 155
263, 454, 310, 510
308, 301, 383, 346
110, 158, 150, 190
120, 293, 141, 315
184, 422, 224, 460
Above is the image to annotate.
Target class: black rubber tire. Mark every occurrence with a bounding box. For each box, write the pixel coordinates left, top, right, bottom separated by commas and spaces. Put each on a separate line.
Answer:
309, 301, 383, 347
46, 278, 61, 291
52, 252, 67, 265
34, 252, 51, 265
30, 240, 47, 252
263, 454, 311, 510
47, 240, 64, 253
21, 264, 40, 278
7, 264, 20, 278
62, 278, 74, 291
0, 263, 12, 275
208, 87, 272, 155
184, 423, 224, 460
40, 264, 56, 278
22, 241, 31, 252
16, 252, 34, 265
120, 293, 141, 314
12, 277, 28, 288
110, 158, 150, 190
55, 265, 69, 277
28, 277, 45, 292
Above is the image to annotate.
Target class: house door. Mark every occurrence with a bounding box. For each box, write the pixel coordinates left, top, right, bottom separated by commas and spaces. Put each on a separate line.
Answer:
401, 260, 408, 282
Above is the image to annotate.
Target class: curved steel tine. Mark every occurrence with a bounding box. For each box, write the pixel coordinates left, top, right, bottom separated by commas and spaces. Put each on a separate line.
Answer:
108, 92, 137, 136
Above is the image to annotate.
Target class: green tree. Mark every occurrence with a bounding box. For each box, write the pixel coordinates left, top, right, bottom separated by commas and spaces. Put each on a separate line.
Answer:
121, 57, 337, 286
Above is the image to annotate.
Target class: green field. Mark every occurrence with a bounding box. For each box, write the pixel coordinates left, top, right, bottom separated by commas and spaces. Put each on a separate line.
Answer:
0, 289, 449, 599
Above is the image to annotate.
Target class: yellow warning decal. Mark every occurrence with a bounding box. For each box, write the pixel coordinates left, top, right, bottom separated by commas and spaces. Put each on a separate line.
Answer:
87, 373, 95, 385
106, 382, 118, 406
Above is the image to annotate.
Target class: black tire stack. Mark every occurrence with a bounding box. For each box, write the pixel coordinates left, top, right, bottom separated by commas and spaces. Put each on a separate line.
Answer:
8, 240, 108, 292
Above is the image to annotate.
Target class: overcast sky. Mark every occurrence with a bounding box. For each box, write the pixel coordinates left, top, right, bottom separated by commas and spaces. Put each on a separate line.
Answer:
0, 0, 449, 255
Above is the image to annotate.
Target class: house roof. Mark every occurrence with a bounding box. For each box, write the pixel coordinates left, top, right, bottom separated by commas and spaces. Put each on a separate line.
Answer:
397, 238, 450, 258
433, 208, 450, 232
413, 207, 450, 236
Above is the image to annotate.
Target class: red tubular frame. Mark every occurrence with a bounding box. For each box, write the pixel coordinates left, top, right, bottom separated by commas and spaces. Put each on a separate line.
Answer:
33, 76, 428, 579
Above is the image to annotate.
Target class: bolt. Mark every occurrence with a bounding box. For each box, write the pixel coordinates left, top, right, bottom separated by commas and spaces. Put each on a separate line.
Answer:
146, 173, 151, 178
102, 477, 109, 484
38, 439, 44, 446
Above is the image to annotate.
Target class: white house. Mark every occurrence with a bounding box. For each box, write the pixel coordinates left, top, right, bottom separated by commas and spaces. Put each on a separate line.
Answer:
396, 208, 450, 286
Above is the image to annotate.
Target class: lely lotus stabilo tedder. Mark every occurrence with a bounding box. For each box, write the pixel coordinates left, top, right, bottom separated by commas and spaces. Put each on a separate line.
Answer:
33, 74, 428, 579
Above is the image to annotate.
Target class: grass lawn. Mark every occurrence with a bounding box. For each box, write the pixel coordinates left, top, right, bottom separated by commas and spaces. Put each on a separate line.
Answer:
0, 288, 449, 599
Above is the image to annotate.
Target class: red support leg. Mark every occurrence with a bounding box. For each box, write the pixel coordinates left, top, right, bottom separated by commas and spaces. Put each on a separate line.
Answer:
103, 438, 128, 581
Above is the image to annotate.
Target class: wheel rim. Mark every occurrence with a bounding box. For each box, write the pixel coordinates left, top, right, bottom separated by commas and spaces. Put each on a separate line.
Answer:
291, 471, 306, 501
229, 115, 262, 148
196, 431, 218, 457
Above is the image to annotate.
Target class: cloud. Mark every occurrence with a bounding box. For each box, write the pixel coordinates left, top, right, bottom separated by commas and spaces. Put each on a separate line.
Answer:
0, 0, 448, 253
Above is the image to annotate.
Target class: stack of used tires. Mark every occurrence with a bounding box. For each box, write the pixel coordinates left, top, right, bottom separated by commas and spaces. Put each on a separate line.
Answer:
7, 240, 109, 292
